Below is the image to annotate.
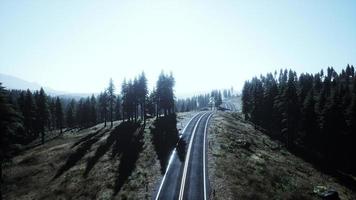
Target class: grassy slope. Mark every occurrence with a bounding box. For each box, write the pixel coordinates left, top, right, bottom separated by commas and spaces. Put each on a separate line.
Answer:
3, 120, 160, 200
208, 112, 356, 200
3, 112, 197, 200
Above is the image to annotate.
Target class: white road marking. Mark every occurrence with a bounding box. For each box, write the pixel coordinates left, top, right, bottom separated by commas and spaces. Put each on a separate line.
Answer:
178, 112, 208, 200
203, 112, 213, 200
154, 112, 202, 200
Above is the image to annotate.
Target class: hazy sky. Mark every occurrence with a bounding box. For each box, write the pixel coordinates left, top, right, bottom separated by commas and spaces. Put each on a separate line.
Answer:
1, 0, 356, 97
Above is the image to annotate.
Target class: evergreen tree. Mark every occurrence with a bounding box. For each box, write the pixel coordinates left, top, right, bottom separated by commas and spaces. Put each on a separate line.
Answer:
66, 99, 75, 128
302, 89, 318, 148
242, 81, 252, 120
49, 98, 56, 130
242, 65, 356, 173
90, 95, 97, 125
55, 97, 63, 133
138, 72, 148, 123
22, 90, 36, 139
36, 88, 49, 144
281, 71, 300, 148
0, 83, 22, 200
115, 95, 122, 120
156, 72, 175, 116
107, 78, 115, 127
98, 91, 108, 126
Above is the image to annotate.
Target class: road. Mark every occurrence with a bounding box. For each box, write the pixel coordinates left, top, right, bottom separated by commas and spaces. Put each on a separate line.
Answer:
154, 111, 214, 200
222, 101, 236, 111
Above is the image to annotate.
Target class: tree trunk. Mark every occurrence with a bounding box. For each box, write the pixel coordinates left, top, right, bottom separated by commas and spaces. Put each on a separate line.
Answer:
110, 104, 113, 127
41, 131, 45, 144
0, 160, 2, 200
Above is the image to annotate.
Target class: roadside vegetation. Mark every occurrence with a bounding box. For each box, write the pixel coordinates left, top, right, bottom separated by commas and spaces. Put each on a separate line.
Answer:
242, 65, 356, 179
208, 111, 356, 200
0, 71, 177, 199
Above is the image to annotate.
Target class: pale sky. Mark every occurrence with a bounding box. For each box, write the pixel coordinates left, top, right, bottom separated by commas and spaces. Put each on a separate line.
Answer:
1, 0, 356, 97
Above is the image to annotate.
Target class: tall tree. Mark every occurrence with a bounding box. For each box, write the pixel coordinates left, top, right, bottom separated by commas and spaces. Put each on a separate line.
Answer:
36, 88, 49, 144
0, 83, 22, 200
90, 95, 97, 125
156, 72, 175, 116
115, 95, 122, 120
49, 98, 56, 130
99, 91, 108, 127
66, 99, 75, 128
138, 72, 148, 123
23, 90, 36, 138
107, 78, 115, 127
55, 97, 64, 134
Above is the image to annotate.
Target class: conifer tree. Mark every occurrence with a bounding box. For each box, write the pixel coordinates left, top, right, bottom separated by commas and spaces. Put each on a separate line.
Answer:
55, 97, 63, 133
99, 91, 108, 126
37, 88, 49, 144
66, 99, 75, 128
107, 78, 115, 127
0, 83, 22, 200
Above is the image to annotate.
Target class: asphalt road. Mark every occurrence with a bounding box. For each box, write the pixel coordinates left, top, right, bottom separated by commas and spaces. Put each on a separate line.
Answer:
154, 111, 214, 200
223, 102, 236, 111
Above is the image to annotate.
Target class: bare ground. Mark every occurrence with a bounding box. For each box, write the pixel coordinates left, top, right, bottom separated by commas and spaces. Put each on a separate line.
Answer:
208, 112, 356, 200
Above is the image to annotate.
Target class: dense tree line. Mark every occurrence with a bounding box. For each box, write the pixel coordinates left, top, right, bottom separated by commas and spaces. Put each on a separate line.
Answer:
0, 71, 177, 150
242, 65, 356, 173
0, 71, 178, 199
176, 94, 210, 112
0, 83, 22, 198
176, 89, 230, 112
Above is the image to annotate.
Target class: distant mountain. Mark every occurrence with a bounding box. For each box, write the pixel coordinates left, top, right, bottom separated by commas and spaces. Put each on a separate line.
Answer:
0, 73, 94, 99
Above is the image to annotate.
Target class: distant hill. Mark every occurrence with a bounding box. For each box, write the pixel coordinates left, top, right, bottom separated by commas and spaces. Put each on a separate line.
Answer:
0, 73, 94, 99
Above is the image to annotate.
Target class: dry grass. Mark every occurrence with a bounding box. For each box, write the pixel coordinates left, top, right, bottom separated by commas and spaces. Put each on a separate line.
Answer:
3, 112, 198, 200
208, 112, 356, 200
3, 120, 156, 200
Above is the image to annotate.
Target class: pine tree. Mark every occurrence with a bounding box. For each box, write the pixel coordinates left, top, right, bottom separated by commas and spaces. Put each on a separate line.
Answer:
99, 91, 108, 126
76, 99, 84, 127
156, 72, 175, 116
55, 97, 63, 134
115, 95, 122, 120
49, 98, 56, 130
138, 72, 148, 123
36, 88, 49, 144
302, 89, 318, 148
282, 71, 300, 148
0, 83, 22, 200
66, 99, 75, 128
90, 95, 97, 125
107, 78, 115, 127
23, 90, 36, 139
322, 88, 346, 167
242, 81, 252, 120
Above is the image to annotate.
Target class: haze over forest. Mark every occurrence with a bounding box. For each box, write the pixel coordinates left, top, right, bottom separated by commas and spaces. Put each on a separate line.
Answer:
1, 1, 356, 200
1, 1, 356, 97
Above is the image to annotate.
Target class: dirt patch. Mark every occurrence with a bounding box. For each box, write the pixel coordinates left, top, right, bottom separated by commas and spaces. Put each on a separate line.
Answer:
208, 112, 356, 200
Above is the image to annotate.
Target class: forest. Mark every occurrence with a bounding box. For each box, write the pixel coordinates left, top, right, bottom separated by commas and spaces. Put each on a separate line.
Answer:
0, 69, 234, 198
242, 65, 356, 175
0, 71, 177, 193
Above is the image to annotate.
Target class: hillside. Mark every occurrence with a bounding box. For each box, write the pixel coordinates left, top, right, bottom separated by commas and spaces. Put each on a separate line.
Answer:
208, 111, 356, 199
2, 112, 197, 200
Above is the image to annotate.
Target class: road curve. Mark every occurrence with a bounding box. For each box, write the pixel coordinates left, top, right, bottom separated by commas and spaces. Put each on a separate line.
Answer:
154, 111, 213, 200
223, 102, 236, 111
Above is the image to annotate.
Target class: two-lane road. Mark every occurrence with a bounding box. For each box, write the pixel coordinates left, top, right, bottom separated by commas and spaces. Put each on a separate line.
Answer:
154, 111, 213, 200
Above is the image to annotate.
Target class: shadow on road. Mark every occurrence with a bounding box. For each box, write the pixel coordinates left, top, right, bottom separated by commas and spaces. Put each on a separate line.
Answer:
150, 114, 179, 174
176, 138, 187, 162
